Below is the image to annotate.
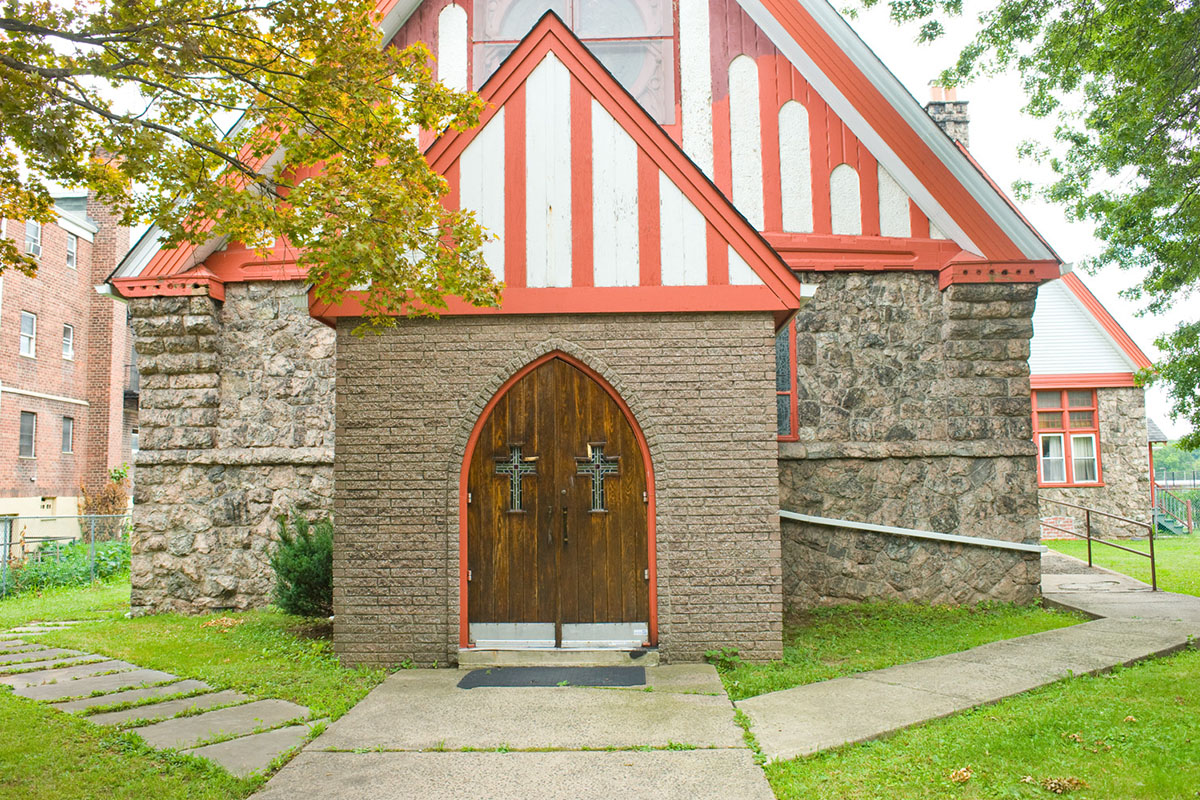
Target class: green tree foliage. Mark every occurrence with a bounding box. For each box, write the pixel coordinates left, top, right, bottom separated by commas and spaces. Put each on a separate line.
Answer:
0, 0, 498, 325
863, 0, 1200, 447
270, 515, 333, 618
1152, 441, 1200, 474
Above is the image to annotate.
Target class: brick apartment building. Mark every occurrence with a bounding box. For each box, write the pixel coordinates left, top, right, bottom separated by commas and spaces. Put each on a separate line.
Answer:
1, 193, 135, 544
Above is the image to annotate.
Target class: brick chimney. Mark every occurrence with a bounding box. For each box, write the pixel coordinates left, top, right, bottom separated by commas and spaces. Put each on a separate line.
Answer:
925, 86, 970, 148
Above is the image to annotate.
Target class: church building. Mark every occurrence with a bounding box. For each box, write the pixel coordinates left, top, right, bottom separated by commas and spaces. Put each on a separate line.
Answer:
112, 0, 1062, 666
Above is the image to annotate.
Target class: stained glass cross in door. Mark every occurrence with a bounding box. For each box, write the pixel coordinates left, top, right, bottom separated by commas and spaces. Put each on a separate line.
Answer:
496, 445, 538, 511
576, 443, 619, 512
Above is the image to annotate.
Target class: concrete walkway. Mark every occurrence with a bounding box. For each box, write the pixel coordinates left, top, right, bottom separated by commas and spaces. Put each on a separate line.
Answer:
0, 627, 323, 777
254, 665, 774, 799
739, 551, 1200, 762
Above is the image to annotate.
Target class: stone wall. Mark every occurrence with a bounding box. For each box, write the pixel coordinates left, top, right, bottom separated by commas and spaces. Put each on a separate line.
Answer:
335, 314, 783, 667
129, 282, 335, 614
1038, 385, 1152, 537
780, 273, 1042, 608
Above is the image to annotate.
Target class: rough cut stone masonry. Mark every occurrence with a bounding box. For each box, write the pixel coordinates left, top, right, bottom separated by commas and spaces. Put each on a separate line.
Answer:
1038, 385, 1152, 537
128, 282, 335, 614
333, 314, 783, 667
780, 274, 1042, 608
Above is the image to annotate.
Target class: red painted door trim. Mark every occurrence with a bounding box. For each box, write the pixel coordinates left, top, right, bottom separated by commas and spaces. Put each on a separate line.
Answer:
458, 351, 658, 651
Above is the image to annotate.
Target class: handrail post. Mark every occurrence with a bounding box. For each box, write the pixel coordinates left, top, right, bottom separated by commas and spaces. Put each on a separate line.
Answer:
1188, 500, 1194, 535
1148, 513, 1157, 592
1085, 509, 1092, 567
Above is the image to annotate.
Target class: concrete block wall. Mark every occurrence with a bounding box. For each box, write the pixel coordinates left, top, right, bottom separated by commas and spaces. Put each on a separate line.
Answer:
334, 313, 784, 667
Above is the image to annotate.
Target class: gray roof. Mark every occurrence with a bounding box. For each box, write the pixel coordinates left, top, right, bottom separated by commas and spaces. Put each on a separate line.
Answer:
1147, 418, 1169, 443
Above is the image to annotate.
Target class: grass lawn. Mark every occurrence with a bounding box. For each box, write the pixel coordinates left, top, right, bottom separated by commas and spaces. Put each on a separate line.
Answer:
1047, 535, 1200, 597
0, 577, 131, 630
25, 608, 384, 720
718, 602, 1083, 702
765, 646, 1200, 800
0, 689, 256, 800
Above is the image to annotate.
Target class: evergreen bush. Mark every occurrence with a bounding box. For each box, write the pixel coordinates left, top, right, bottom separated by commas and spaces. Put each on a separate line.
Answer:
270, 515, 334, 617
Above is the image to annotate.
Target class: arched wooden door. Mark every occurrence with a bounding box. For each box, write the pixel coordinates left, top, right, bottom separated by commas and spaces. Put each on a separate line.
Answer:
466, 357, 650, 649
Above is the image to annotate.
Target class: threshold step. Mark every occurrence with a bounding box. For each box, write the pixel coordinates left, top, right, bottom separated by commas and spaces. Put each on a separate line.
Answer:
458, 648, 659, 669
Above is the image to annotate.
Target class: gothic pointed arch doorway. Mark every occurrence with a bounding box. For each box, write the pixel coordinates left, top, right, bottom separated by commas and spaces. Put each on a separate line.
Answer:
462, 354, 654, 650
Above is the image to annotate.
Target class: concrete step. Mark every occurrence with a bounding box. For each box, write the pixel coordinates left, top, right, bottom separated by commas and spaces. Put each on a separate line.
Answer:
184, 720, 325, 777
458, 648, 659, 669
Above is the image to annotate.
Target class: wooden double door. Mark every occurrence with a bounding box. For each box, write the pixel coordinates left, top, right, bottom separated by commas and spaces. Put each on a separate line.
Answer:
466, 357, 650, 648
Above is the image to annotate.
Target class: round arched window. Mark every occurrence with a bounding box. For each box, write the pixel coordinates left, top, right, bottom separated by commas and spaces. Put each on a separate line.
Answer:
473, 0, 675, 123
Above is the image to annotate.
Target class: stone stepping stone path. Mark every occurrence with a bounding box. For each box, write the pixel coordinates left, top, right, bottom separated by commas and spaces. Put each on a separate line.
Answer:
0, 637, 320, 777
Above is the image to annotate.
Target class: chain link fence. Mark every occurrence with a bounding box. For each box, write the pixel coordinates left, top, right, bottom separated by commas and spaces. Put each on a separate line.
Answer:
0, 513, 132, 598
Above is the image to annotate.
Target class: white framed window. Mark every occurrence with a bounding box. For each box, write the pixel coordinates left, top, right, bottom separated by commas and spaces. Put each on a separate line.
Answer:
1039, 434, 1066, 484
62, 324, 74, 359
19, 311, 36, 357
25, 220, 41, 259
62, 417, 74, 453
19, 412, 36, 458
66, 233, 78, 268
1071, 434, 1099, 483
131, 428, 139, 453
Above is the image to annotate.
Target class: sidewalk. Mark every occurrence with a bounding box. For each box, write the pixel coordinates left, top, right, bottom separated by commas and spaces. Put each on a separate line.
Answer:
738, 551, 1200, 762
254, 665, 774, 800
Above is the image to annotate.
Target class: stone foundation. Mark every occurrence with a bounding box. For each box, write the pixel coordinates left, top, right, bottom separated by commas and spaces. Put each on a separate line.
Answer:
780, 274, 1041, 609
1038, 385, 1152, 537
129, 282, 335, 614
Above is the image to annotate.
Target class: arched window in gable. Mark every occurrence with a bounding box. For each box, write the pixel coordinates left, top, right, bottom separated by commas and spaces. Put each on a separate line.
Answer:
473, 0, 676, 123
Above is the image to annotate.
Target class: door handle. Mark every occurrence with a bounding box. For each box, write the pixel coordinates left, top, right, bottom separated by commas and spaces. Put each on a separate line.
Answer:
561, 489, 568, 547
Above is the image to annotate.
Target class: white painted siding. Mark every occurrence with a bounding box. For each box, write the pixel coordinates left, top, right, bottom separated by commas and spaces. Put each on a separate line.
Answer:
728, 55, 765, 229
877, 164, 910, 238
659, 171, 707, 286
829, 163, 861, 235
525, 54, 572, 288
728, 245, 762, 285
1030, 280, 1135, 374
779, 101, 813, 233
459, 106, 506, 280
679, 0, 714, 177
592, 100, 640, 287
437, 4, 468, 91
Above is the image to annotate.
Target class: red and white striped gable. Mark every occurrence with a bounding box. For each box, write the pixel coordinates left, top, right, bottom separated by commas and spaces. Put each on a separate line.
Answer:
111, 0, 1062, 305
311, 13, 809, 324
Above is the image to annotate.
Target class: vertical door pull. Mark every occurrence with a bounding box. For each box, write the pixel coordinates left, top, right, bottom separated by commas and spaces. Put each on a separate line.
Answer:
561, 489, 568, 546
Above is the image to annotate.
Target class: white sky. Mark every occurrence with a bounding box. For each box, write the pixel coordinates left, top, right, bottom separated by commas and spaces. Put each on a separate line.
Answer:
847, 2, 1194, 440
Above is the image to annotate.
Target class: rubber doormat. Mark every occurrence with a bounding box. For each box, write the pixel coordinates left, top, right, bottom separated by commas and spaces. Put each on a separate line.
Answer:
457, 666, 646, 689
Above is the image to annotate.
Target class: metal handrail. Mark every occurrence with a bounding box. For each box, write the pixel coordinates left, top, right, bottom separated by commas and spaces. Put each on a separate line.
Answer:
1041, 498, 1156, 591
1154, 483, 1193, 534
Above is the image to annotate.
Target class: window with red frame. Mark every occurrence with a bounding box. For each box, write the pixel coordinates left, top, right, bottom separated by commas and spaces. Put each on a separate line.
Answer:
1033, 389, 1101, 485
776, 321, 797, 439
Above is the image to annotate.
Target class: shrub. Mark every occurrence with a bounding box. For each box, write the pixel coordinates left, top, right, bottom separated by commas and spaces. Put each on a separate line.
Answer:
77, 464, 132, 542
270, 515, 334, 617
4, 538, 131, 595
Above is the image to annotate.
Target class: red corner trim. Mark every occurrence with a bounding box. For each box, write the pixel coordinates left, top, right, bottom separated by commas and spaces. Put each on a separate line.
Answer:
113, 267, 226, 302
1030, 373, 1139, 389
1060, 273, 1154, 371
